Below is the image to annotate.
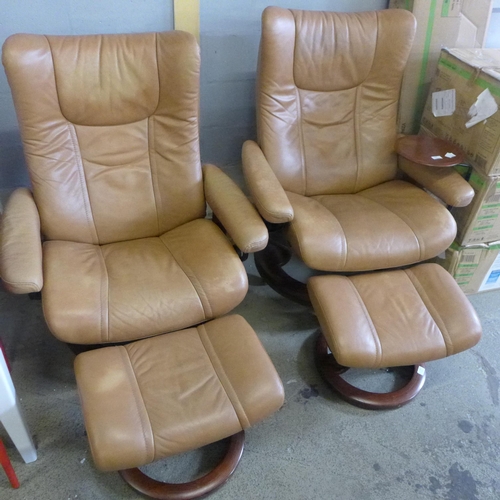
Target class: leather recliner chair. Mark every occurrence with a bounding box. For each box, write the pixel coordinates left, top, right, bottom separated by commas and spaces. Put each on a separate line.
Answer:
243, 7, 475, 304
1, 31, 284, 498
2, 30, 267, 344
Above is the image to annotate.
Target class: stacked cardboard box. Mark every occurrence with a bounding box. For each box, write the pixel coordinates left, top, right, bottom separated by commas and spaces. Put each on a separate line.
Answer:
421, 48, 500, 178
420, 47, 500, 292
389, 0, 492, 134
435, 241, 500, 293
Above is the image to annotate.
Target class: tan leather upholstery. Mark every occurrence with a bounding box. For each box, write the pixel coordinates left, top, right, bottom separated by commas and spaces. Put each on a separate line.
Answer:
3, 32, 204, 245
258, 8, 415, 195
2, 31, 258, 344
398, 157, 475, 208
0, 188, 43, 294
203, 163, 268, 253
286, 181, 457, 272
247, 7, 460, 272
75, 315, 285, 471
308, 264, 482, 369
242, 140, 294, 224
43, 219, 247, 344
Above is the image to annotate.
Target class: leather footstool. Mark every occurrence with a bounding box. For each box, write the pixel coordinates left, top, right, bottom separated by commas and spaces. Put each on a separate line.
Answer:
74, 315, 284, 499
308, 263, 482, 410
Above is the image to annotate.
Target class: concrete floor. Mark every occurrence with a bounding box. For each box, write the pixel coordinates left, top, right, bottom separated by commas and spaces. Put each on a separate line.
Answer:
0, 253, 499, 500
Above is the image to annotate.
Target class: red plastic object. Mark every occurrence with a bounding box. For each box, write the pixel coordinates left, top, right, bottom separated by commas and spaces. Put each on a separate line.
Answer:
0, 439, 20, 488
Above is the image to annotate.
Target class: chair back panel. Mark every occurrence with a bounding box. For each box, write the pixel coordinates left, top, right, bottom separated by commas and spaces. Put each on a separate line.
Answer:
3, 32, 205, 245
257, 8, 416, 196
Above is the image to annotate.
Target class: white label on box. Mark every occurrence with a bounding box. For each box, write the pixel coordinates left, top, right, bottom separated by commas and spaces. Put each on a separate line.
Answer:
432, 89, 456, 117
479, 252, 500, 291
459, 251, 481, 265
465, 89, 499, 129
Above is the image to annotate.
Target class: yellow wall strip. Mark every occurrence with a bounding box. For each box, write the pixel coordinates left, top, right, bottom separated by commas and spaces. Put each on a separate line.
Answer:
173, 0, 200, 41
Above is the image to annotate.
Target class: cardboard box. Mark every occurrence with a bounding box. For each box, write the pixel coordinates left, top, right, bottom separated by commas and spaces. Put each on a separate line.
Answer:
421, 47, 500, 176
450, 166, 500, 245
389, 0, 492, 134
436, 240, 500, 293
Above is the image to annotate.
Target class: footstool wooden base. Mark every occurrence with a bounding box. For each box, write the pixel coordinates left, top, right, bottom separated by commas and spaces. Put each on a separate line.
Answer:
74, 315, 284, 499
314, 333, 426, 410
119, 431, 245, 500
308, 263, 482, 410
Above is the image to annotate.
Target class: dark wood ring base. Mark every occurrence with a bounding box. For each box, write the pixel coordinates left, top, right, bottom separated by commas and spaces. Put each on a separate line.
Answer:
119, 431, 245, 500
315, 333, 426, 410
254, 238, 311, 306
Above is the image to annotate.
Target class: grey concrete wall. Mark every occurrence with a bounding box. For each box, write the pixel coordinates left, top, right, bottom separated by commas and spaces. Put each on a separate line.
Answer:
199, 0, 389, 166
0, 0, 173, 190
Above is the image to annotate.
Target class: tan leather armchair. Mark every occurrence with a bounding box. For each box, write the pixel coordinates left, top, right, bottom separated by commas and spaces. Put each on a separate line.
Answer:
243, 7, 474, 304
1, 31, 267, 345
1, 31, 285, 499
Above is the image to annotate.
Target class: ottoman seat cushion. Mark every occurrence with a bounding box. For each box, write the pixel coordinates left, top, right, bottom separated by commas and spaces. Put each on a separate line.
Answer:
308, 263, 482, 369
74, 315, 284, 472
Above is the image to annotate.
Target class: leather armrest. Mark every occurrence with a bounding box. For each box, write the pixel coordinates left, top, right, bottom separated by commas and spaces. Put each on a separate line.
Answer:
203, 164, 269, 253
242, 140, 294, 223
398, 157, 474, 207
1, 188, 43, 294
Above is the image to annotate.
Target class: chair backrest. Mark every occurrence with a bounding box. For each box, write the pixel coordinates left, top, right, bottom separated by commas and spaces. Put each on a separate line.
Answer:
257, 7, 416, 196
2, 32, 205, 245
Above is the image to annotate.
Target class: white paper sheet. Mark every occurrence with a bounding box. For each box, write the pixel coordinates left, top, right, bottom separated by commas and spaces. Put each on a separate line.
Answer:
465, 88, 499, 128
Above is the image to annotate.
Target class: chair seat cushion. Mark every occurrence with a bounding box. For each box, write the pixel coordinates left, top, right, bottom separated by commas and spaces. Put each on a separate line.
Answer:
308, 263, 482, 369
74, 315, 285, 471
42, 219, 248, 344
286, 180, 457, 272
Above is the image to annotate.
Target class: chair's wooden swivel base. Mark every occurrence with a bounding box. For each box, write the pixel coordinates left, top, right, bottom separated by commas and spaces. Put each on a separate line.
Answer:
308, 264, 482, 410
74, 315, 284, 500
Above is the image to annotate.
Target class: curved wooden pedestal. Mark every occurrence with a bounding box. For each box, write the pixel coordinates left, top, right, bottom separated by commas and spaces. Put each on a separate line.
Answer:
315, 333, 426, 410
119, 431, 245, 500
254, 237, 311, 306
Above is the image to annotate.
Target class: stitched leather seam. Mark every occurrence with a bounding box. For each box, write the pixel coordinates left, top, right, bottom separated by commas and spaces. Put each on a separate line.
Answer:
253, 197, 293, 222
404, 268, 454, 356
121, 347, 156, 462
151, 32, 162, 117
1, 278, 40, 288
96, 246, 109, 343
46, 34, 99, 245
158, 236, 212, 319
148, 117, 161, 235
348, 279, 382, 367
289, 195, 348, 270
372, 13, 381, 77
68, 125, 101, 244
354, 12, 379, 193
309, 285, 344, 360
313, 196, 349, 270
242, 235, 269, 253
353, 86, 361, 193
357, 189, 423, 259
197, 323, 250, 429
295, 88, 307, 196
